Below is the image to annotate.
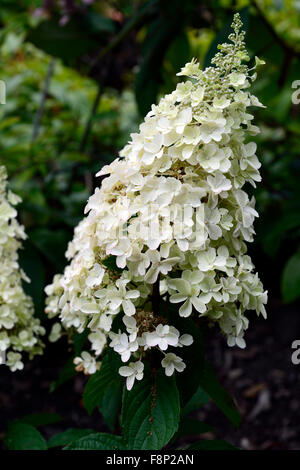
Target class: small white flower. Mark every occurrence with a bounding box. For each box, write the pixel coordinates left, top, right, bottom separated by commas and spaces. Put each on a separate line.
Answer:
191, 87, 205, 107
119, 361, 144, 390
207, 172, 232, 194
88, 330, 107, 355
174, 108, 192, 134
108, 280, 140, 317
123, 316, 139, 342
145, 324, 179, 351
169, 270, 206, 317
111, 333, 139, 362
0, 332, 10, 351
196, 113, 227, 143
6, 352, 23, 372
178, 334, 193, 347
161, 353, 186, 376
74, 351, 100, 375
108, 238, 133, 268
227, 335, 246, 349
86, 263, 105, 288
229, 72, 246, 87
213, 96, 231, 109
99, 313, 113, 332
49, 323, 62, 343
144, 250, 180, 284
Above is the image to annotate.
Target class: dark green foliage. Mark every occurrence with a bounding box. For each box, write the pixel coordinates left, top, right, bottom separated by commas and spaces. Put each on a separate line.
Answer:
48, 428, 96, 448
19, 412, 63, 428
50, 357, 77, 393
199, 361, 241, 428
5, 423, 47, 450
27, 18, 102, 62
282, 249, 300, 303
83, 350, 123, 430
121, 367, 180, 449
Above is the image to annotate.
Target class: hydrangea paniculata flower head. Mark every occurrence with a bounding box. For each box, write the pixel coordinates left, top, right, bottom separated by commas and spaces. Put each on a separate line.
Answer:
45, 14, 267, 388
0, 166, 45, 371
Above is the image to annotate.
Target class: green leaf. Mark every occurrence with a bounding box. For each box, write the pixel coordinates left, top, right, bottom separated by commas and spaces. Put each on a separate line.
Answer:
199, 361, 241, 428
48, 428, 95, 448
50, 357, 77, 393
175, 321, 204, 406
122, 368, 180, 450
258, 206, 300, 257
0, 116, 20, 130
84, 11, 116, 34
188, 439, 239, 450
5, 423, 47, 450
20, 412, 63, 428
18, 240, 46, 318
166, 30, 191, 74
182, 386, 211, 416
176, 417, 213, 437
64, 433, 126, 450
135, 2, 186, 116
30, 228, 70, 271
27, 18, 97, 61
281, 249, 300, 303
83, 350, 123, 430
171, 417, 213, 445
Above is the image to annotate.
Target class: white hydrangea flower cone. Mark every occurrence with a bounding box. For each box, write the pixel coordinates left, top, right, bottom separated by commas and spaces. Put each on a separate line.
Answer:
0, 166, 45, 371
45, 14, 267, 388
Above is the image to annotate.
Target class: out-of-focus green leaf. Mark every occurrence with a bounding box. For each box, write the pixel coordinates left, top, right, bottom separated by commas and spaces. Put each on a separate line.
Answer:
30, 228, 70, 271
166, 30, 191, 73
83, 350, 123, 431
199, 361, 242, 428
173, 417, 214, 442
50, 357, 77, 393
281, 249, 300, 303
48, 428, 95, 448
27, 18, 98, 61
135, 0, 187, 115
259, 206, 300, 257
182, 386, 211, 416
20, 412, 63, 428
84, 11, 116, 34
18, 240, 46, 318
5, 422, 47, 450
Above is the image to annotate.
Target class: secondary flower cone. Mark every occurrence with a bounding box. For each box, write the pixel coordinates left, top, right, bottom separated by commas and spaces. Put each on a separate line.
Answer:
46, 14, 267, 388
0, 166, 45, 371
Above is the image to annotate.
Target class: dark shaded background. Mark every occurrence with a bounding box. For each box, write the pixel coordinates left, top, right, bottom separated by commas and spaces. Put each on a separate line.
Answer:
0, 0, 300, 449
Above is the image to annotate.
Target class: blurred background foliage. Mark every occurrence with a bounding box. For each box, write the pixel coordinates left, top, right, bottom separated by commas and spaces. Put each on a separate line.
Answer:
0, 0, 299, 321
